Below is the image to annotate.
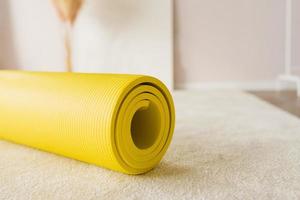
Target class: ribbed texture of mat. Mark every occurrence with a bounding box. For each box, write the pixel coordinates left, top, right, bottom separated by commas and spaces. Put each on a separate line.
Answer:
0, 70, 175, 174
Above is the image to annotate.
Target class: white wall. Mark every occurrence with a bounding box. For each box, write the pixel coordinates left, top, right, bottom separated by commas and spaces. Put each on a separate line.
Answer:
0, 0, 64, 71
0, 0, 173, 89
292, 0, 300, 68
174, 0, 298, 90
73, 0, 173, 88
0, 0, 16, 68
1, 0, 299, 90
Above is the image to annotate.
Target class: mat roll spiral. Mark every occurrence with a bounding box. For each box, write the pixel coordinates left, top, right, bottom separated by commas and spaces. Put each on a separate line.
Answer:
0, 70, 175, 174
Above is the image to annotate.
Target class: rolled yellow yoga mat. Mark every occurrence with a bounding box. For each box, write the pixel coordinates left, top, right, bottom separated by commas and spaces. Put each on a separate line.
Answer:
0, 70, 175, 174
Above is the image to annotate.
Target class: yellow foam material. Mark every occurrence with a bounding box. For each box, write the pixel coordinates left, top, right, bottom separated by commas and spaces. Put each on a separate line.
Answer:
0, 70, 175, 174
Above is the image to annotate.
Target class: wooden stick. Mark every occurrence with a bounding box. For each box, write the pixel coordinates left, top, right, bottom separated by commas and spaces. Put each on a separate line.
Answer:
64, 22, 73, 72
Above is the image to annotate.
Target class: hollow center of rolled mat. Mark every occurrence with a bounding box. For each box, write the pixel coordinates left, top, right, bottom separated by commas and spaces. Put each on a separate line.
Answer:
130, 102, 161, 149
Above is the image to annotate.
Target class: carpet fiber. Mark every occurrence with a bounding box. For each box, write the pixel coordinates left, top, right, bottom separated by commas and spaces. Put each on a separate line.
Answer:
1, 91, 300, 199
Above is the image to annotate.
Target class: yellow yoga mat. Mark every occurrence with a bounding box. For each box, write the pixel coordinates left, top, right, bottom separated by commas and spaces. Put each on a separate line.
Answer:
0, 70, 175, 174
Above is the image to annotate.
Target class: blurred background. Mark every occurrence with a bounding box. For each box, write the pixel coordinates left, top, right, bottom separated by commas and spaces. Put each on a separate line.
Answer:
0, 0, 299, 92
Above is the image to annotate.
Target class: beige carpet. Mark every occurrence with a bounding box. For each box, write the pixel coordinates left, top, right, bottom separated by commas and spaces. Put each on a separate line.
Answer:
1, 91, 300, 200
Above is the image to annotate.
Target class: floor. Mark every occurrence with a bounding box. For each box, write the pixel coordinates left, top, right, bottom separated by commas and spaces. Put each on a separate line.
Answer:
249, 90, 300, 118
3, 90, 300, 199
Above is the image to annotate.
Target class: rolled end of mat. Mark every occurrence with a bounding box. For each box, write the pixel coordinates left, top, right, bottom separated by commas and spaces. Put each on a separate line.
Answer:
0, 71, 175, 174
112, 77, 175, 174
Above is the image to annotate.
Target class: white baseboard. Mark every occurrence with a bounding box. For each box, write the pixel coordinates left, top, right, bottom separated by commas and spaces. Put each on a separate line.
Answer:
175, 80, 296, 91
